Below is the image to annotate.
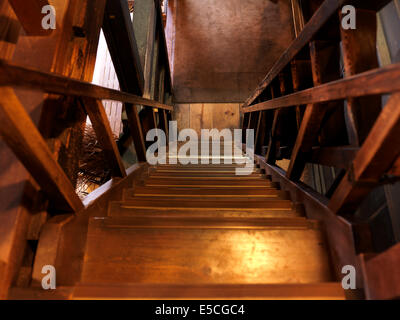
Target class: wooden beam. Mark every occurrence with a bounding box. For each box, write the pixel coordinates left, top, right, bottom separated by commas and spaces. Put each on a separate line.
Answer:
0, 59, 174, 111
287, 39, 342, 180
243, 0, 346, 108
340, 8, 382, 146
8, 0, 52, 36
242, 62, 400, 113
81, 98, 127, 178
125, 104, 147, 162
329, 94, 400, 215
159, 109, 169, 142
0, 87, 83, 212
310, 146, 359, 169
102, 0, 144, 95
388, 156, 400, 176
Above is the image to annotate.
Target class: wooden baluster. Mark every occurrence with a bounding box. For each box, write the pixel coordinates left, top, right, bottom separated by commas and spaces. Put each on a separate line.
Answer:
81, 98, 127, 177
125, 104, 147, 162
0, 87, 84, 212
287, 1, 344, 180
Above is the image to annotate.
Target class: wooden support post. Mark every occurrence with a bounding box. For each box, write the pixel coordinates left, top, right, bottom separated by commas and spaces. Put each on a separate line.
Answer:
286, 39, 342, 180
310, 146, 359, 169
266, 73, 290, 164
159, 109, 169, 143
125, 104, 147, 162
329, 94, 400, 215
0, 88, 83, 212
340, 8, 382, 146
81, 98, 127, 178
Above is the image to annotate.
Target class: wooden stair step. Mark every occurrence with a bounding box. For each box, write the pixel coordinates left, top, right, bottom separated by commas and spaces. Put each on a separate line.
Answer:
149, 172, 264, 178
147, 174, 265, 180
7, 283, 345, 300
144, 178, 276, 187
82, 222, 333, 284
155, 164, 257, 169
113, 199, 293, 210
153, 168, 261, 173
71, 283, 345, 300
125, 195, 289, 202
108, 204, 302, 218
91, 216, 316, 230
125, 186, 286, 199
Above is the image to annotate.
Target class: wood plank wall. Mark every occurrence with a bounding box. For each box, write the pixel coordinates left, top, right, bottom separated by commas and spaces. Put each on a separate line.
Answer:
174, 104, 240, 135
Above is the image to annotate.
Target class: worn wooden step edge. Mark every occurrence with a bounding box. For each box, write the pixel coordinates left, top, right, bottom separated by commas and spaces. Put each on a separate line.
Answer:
89, 216, 319, 230
143, 180, 278, 188
154, 165, 261, 170
108, 205, 302, 218
114, 199, 293, 209
153, 168, 262, 173
7, 283, 346, 300
123, 188, 289, 200
70, 283, 345, 300
7, 281, 345, 301
147, 175, 266, 180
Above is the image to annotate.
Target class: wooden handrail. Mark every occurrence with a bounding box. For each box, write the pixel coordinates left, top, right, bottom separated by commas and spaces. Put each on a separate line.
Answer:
0, 87, 84, 212
0, 59, 174, 111
241, 0, 400, 220
242, 62, 400, 113
243, 0, 346, 108
80, 97, 127, 178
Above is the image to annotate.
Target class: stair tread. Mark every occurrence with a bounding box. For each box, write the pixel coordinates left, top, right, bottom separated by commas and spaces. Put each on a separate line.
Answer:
144, 178, 276, 187
128, 186, 284, 198
90, 216, 317, 229
7, 283, 346, 300
115, 199, 293, 210
149, 172, 264, 177
72, 283, 345, 300
82, 224, 333, 284
109, 206, 301, 218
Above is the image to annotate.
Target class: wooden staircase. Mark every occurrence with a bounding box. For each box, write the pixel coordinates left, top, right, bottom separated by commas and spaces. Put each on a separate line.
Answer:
71, 157, 345, 300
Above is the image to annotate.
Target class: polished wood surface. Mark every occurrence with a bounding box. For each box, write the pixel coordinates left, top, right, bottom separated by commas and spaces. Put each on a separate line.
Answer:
75, 156, 340, 299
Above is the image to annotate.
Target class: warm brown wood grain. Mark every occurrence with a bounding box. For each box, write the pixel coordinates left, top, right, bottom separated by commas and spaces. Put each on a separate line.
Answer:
243, 0, 346, 108
0, 87, 83, 212
287, 38, 342, 180
329, 94, 400, 215
361, 243, 400, 299
0, 59, 174, 111
254, 155, 362, 288
340, 8, 382, 146
81, 98, 126, 178
243, 63, 400, 113
8, 0, 52, 36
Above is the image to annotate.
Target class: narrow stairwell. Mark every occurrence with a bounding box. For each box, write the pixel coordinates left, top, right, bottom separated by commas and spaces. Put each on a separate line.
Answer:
73, 153, 345, 300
